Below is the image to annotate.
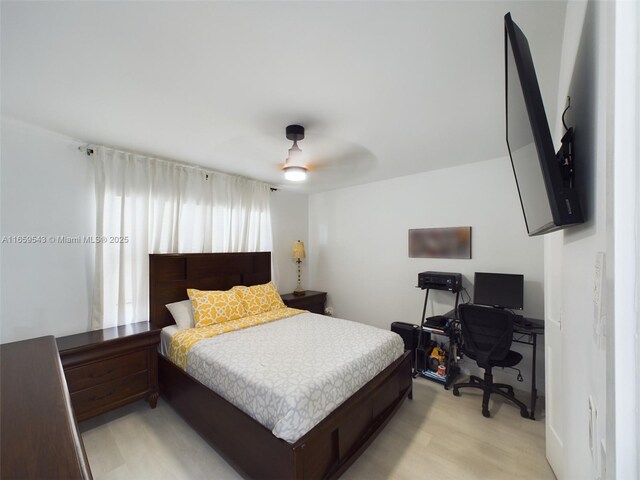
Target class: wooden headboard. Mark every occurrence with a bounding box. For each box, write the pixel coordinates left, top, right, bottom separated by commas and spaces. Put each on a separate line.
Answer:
149, 252, 271, 329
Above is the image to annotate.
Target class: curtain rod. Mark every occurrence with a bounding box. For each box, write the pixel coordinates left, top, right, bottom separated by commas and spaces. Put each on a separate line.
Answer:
78, 145, 278, 191
78, 145, 94, 155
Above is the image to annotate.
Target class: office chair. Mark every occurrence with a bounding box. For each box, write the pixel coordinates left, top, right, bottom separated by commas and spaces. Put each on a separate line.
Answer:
453, 303, 529, 418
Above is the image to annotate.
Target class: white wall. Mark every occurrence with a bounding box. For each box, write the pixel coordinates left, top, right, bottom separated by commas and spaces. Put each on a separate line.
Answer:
270, 189, 309, 294
0, 118, 309, 343
549, 1, 640, 478
612, 1, 640, 478
544, 1, 615, 478
1, 118, 95, 342
308, 156, 545, 391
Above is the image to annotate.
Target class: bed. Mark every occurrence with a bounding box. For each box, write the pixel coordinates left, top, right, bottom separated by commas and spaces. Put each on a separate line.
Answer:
150, 252, 412, 479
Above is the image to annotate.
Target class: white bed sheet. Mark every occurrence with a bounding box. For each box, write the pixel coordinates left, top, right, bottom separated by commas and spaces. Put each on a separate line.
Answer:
181, 312, 404, 443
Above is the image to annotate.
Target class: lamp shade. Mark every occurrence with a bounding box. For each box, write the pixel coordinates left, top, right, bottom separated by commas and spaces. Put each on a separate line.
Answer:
291, 240, 306, 259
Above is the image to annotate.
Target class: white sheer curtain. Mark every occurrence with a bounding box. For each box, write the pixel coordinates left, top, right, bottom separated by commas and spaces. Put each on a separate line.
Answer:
91, 146, 273, 329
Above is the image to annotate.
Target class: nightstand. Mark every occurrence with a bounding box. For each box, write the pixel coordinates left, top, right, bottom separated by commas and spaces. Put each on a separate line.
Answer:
281, 290, 327, 315
57, 322, 160, 422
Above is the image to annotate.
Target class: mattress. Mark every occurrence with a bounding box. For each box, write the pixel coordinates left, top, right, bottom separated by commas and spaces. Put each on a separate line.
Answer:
162, 312, 404, 443
160, 325, 179, 358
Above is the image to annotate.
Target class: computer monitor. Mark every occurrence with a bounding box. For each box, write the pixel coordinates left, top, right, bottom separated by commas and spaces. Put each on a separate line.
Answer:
473, 272, 524, 310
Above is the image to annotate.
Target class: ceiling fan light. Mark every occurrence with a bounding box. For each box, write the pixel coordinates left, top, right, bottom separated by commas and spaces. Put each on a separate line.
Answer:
283, 165, 307, 182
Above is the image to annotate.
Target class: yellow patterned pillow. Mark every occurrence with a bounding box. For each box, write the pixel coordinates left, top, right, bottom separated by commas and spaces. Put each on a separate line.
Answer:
187, 288, 246, 328
233, 282, 285, 316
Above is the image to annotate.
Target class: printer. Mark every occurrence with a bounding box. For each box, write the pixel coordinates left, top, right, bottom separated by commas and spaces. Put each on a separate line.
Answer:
418, 271, 462, 292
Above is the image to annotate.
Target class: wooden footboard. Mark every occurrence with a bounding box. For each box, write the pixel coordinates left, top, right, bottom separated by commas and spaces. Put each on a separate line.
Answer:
293, 350, 413, 479
159, 351, 412, 479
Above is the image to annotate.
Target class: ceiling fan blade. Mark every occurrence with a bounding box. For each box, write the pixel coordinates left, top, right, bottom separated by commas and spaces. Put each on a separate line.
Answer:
308, 145, 377, 173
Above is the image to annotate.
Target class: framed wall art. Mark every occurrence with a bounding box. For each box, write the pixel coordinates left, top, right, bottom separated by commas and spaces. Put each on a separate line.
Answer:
408, 226, 472, 259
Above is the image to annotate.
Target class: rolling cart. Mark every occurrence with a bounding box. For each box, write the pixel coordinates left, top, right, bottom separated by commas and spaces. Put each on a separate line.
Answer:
414, 273, 463, 390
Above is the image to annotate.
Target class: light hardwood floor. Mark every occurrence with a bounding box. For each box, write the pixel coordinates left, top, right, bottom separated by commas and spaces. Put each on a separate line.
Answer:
80, 377, 555, 480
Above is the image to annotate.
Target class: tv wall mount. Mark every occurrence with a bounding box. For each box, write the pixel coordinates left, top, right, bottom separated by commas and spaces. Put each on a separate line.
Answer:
558, 98, 575, 188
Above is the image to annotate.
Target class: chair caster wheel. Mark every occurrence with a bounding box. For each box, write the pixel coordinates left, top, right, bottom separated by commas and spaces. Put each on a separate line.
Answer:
482, 409, 490, 418
453, 388, 460, 397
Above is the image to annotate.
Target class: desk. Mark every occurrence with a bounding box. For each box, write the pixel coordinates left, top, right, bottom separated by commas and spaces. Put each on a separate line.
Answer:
512, 317, 544, 419
445, 310, 544, 420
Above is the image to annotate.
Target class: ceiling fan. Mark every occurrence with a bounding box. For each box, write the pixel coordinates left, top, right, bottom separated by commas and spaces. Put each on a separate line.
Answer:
279, 123, 377, 184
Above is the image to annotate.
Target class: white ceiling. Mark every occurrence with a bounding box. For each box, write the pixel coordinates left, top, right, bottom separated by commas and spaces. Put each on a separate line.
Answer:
1, 1, 566, 193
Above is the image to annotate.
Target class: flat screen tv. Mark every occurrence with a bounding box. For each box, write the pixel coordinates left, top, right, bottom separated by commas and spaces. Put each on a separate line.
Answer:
473, 272, 524, 311
505, 12, 583, 236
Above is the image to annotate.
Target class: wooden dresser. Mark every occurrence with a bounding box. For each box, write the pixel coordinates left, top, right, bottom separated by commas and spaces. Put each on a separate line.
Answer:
281, 290, 327, 315
57, 322, 161, 422
0, 336, 92, 479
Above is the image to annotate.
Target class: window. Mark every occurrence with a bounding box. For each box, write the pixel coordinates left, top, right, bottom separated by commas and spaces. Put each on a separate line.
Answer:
92, 146, 273, 328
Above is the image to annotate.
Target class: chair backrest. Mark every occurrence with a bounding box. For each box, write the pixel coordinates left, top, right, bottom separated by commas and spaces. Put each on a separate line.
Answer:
458, 303, 514, 367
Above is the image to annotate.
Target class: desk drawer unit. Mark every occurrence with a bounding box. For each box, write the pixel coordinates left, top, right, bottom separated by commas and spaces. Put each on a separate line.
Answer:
57, 323, 160, 422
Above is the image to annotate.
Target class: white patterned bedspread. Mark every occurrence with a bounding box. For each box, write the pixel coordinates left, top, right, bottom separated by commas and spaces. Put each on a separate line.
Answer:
185, 312, 404, 443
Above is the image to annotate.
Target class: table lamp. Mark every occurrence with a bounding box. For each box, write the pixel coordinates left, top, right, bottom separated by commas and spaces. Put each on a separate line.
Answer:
291, 240, 306, 296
